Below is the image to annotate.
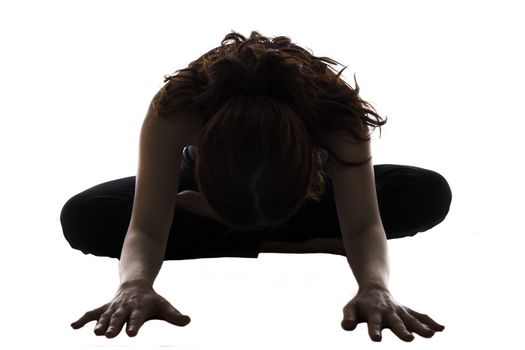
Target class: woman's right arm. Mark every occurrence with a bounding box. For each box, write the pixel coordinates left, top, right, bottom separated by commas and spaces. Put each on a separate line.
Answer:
71, 102, 203, 338
119, 107, 198, 286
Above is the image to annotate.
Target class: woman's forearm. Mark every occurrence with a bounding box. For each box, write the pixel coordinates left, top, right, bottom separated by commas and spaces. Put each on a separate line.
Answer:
119, 191, 219, 288
343, 224, 390, 291
118, 229, 168, 287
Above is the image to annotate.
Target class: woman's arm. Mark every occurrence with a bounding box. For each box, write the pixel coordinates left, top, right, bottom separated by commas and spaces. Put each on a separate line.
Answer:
71, 105, 202, 338
326, 128, 388, 288
326, 131, 444, 342
120, 110, 200, 285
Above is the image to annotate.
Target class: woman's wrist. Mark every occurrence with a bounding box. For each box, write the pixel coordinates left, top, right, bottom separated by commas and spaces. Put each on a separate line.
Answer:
120, 279, 153, 290
358, 281, 390, 294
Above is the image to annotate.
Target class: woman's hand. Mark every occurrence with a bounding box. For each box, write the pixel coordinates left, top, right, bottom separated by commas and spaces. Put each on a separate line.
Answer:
341, 285, 445, 342
71, 281, 191, 338
175, 190, 190, 209
176, 190, 221, 221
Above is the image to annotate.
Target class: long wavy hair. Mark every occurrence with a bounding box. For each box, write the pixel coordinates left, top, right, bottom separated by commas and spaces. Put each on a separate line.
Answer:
150, 30, 387, 232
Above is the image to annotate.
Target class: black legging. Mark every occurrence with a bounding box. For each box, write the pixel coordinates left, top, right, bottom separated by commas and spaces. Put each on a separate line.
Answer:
60, 148, 452, 260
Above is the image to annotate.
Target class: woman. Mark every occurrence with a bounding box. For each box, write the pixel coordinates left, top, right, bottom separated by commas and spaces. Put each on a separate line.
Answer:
61, 31, 452, 342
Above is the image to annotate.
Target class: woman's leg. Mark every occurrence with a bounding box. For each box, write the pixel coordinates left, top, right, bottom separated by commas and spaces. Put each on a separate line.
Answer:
60, 171, 262, 260
372, 164, 453, 238
60, 162, 452, 259
258, 164, 453, 255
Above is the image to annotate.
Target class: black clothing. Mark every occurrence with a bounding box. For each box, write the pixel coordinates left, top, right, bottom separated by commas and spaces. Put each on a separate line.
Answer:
60, 146, 452, 260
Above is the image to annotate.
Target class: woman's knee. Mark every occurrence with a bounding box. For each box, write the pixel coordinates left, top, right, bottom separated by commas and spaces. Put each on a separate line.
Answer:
60, 192, 128, 258
60, 193, 99, 253
60, 193, 90, 252
386, 167, 452, 239
414, 169, 452, 232
427, 170, 452, 222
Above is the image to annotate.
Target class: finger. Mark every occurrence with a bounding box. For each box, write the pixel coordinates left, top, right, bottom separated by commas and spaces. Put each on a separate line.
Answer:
341, 304, 358, 331
94, 309, 113, 336
397, 307, 435, 338
105, 309, 131, 338
384, 312, 414, 342
126, 310, 146, 337
71, 305, 106, 329
159, 304, 191, 327
367, 312, 383, 342
405, 307, 445, 332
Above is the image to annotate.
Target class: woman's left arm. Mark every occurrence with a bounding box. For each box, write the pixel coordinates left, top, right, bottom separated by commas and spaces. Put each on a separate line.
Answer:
327, 132, 445, 342
340, 225, 444, 342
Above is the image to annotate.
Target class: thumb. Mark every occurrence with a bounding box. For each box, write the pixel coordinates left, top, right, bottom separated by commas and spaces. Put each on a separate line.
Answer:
160, 305, 191, 327
342, 305, 357, 331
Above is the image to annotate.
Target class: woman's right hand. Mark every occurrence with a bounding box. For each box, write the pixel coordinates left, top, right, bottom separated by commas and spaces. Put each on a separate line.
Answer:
70, 281, 191, 338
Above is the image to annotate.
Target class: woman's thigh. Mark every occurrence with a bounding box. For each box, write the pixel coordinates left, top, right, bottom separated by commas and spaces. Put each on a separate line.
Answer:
269, 164, 453, 242
60, 163, 452, 260
60, 172, 261, 260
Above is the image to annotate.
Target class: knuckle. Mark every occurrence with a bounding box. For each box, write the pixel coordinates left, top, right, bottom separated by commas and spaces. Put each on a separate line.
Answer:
129, 314, 143, 322
400, 307, 415, 319
384, 304, 396, 313
111, 310, 126, 319
420, 329, 434, 337
422, 324, 434, 332
101, 310, 114, 320
128, 320, 139, 327
105, 305, 118, 315
369, 303, 382, 312
373, 306, 386, 315
85, 309, 99, 318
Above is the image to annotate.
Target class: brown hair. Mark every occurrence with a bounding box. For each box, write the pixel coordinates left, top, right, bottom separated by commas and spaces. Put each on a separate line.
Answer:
151, 30, 387, 232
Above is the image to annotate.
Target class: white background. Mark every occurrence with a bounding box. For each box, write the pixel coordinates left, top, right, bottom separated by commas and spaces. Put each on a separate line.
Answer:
1, 0, 524, 349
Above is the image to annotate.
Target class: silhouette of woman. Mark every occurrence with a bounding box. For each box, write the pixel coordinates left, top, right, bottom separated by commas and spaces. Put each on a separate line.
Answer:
61, 30, 451, 342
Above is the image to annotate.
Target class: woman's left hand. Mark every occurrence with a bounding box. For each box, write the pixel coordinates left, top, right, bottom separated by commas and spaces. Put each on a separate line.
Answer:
341, 285, 445, 342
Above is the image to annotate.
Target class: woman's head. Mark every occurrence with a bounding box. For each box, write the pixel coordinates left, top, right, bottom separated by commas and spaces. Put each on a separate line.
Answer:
153, 30, 387, 232
195, 93, 326, 232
